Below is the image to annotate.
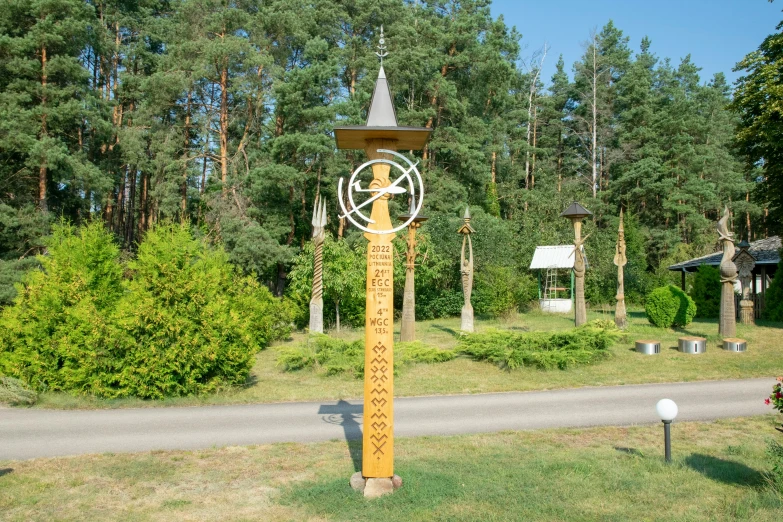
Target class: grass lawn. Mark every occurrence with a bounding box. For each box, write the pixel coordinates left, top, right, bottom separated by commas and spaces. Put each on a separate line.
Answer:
1, 415, 782, 521
35, 309, 783, 409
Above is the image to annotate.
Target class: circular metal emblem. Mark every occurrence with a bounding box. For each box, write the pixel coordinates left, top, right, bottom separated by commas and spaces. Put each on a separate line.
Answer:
338, 149, 424, 235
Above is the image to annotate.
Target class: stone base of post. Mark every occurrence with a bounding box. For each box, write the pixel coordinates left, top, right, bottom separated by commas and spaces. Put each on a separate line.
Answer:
461, 304, 474, 333
350, 472, 402, 498
739, 299, 754, 325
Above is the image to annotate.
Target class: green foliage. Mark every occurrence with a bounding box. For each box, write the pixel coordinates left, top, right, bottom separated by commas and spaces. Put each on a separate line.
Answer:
287, 236, 366, 329
473, 265, 537, 317
0, 222, 291, 399
0, 376, 38, 406
276, 335, 455, 377
0, 257, 40, 306
645, 285, 697, 328
0, 221, 124, 394
763, 252, 783, 321
457, 320, 619, 370
112, 223, 259, 399
690, 266, 721, 318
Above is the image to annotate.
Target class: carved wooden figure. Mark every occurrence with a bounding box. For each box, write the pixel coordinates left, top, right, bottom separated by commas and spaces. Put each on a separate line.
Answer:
733, 240, 756, 325
717, 206, 738, 337
399, 199, 427, 342
458, 206, 475, 333
309, 196, 327, 334
613, 209, 628, 329
561, 202, 592, 327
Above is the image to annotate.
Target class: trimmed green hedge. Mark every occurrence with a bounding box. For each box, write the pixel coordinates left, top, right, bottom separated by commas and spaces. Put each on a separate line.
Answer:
645, 285, 697, 328
457, 319, 620, 370
276, 335, 455, 377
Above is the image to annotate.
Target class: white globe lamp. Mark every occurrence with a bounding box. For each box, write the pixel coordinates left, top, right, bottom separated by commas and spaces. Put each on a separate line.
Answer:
655, 398, 678, 462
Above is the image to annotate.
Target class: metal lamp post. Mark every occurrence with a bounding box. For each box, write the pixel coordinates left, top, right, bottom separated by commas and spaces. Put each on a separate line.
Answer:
398, 198, 427, 342
656, 398, 678, 463
561, 202, 592, 326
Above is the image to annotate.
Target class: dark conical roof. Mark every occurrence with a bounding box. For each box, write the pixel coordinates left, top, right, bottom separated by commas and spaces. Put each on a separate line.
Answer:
561, 202, 592, 219
334, 66, 431, 150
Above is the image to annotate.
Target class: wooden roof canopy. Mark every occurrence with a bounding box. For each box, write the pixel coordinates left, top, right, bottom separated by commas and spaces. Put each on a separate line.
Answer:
333, 66, 432, 150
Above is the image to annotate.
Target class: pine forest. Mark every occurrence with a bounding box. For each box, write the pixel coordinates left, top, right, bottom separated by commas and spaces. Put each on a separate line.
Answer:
0, 0, 779, 326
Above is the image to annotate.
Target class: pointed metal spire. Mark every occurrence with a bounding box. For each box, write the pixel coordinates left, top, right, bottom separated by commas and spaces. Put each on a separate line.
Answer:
333, 26, 431, 150
366, 65, 398, 127
375, 25, 389, 65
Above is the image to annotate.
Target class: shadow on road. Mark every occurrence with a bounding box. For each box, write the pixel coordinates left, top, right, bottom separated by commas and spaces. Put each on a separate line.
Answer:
684, 453, 764, 487
318, 400, 363, 472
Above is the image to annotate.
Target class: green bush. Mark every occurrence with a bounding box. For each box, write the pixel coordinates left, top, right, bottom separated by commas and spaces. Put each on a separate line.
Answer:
276, 335, 455, 377
473, 265, 537, 318
0, 221, 292, 399
458, 319, 619, 370
0, 221, 125, 394
645, 285, 697, 328
690, 265, 720, 318
0, 376, 38, 406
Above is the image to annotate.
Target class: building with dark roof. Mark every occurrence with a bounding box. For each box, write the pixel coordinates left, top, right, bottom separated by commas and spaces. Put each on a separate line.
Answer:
668, 236, 779, 316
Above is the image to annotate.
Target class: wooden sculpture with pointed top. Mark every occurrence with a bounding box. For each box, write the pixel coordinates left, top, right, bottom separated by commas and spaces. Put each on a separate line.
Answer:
613, 209, 628, 330
309, 196, 327, 334
399, 199, 427, 342
561, 202, 592, 327
458, 206, 475, 333
717, 206, 738, 337
333, 28, 431, 488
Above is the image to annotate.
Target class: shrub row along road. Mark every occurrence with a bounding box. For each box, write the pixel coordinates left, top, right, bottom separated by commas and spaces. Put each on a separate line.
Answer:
0, 379, 773, 460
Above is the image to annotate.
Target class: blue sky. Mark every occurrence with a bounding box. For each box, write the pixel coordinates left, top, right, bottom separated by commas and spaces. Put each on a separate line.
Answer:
489, 0, 781, 86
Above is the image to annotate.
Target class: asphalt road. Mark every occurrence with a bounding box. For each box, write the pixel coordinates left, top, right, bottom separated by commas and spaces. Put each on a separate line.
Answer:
0, 378, 773, 460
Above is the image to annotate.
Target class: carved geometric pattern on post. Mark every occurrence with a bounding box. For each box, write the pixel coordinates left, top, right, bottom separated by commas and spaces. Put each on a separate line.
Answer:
369, 342, 390, 459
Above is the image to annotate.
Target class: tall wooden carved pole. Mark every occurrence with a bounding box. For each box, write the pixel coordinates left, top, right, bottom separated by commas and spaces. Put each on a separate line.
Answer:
399, 200, 427, 342
717, 206, 738, 337
562, 202, 592, 327
458, 207, 475, 333
613, 209, 627, 329
334, 28, 431, 497
309, 196, 326, 334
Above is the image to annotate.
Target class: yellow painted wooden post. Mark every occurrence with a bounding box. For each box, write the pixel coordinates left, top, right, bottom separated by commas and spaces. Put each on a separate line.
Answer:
362, 141, 396, 477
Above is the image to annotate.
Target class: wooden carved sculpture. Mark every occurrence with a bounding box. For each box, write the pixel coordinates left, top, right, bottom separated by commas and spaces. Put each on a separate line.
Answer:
717, 206, 738, 337
309, 195, 327, 334
458, 206, 475, 332
613, 209, 627, 330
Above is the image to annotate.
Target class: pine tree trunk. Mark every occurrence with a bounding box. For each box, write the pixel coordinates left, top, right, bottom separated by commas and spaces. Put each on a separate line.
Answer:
182, 91, 192, 220
38, 44, 48, 212
592, 42, 598, 199
219, 61, 229, 196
